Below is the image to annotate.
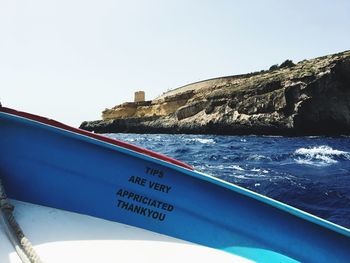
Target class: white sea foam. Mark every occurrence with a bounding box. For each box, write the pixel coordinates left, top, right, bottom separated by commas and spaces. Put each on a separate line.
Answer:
213, 165, 226, 170
294, 145, 350, 166
186, 138, 216, 144
247, 154, 272, 161
250, 168, 269, 174
230, 165, 245, 171
231, 175, 248, 179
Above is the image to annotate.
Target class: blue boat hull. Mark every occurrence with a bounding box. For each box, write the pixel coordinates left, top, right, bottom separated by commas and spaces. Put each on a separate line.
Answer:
1, 109, 350, 262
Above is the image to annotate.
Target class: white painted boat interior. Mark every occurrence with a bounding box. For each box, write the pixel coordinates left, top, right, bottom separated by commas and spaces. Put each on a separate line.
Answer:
0, 200, 251, 263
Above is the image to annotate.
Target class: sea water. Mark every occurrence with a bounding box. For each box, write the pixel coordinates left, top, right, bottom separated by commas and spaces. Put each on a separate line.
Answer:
106, 134, 350, 229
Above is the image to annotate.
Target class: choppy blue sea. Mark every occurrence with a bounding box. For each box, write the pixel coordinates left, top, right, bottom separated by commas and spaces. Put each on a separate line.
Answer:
107, 134, 350, 229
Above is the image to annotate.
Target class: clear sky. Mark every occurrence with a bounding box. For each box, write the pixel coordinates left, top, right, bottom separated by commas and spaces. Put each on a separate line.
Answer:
1, 0, 349, 126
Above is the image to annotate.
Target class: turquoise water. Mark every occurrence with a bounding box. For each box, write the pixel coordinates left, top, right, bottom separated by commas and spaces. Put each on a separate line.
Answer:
107, 134, 350, 229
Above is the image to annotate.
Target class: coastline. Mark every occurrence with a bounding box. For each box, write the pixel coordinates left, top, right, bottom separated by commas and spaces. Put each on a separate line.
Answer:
80, 50, 350, 136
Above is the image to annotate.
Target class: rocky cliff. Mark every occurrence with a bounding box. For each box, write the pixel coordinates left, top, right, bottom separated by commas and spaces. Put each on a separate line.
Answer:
80, 50, 350, 136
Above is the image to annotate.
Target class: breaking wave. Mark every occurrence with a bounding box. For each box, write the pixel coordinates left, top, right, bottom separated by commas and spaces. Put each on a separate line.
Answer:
294, 146, 350, 166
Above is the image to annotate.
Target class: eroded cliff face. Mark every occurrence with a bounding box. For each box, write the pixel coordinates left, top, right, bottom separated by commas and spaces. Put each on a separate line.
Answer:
101, 94, 191, 120
81, 50, 350, 135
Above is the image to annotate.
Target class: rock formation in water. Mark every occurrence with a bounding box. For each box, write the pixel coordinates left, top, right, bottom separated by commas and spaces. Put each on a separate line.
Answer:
80, 50, 350, 135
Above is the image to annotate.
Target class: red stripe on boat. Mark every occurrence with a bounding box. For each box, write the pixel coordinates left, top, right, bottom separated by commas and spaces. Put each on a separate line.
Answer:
0, 107, 193, 170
